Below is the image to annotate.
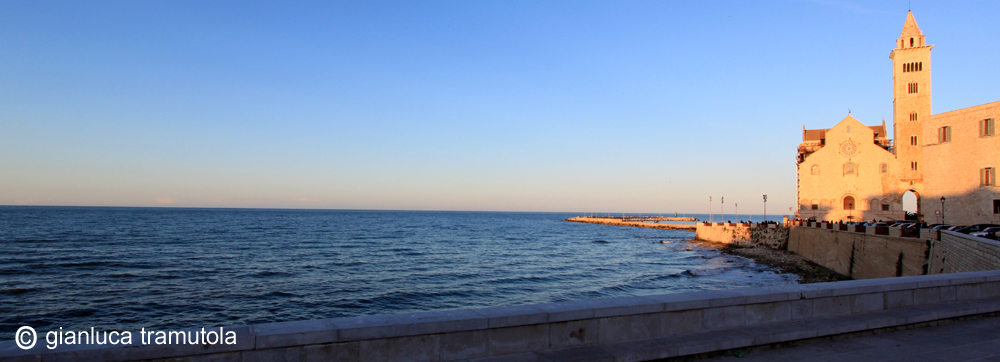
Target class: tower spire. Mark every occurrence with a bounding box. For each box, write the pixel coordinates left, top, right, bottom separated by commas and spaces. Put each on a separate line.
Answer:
900, 11, 922, 38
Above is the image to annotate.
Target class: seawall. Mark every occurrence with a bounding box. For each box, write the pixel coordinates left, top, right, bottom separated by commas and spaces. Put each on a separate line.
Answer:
6, 271, 1000, 361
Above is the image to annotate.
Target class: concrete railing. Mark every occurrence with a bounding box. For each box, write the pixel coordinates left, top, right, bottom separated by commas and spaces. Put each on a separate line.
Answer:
5, 270, 1000, 362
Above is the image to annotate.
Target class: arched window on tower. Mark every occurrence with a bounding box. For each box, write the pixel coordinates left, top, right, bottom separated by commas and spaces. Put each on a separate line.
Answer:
910, 38, 914, 47
910, 112, 918, 121
919, 62, 922, 71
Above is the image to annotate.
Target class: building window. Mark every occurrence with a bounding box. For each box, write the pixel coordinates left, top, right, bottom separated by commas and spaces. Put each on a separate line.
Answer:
994, 200, 1000, 214
880, 163, 888, 174
844, 162, 856, 175
910, 38, 914, 47
982, 118, 996, 137
911, 161, 918, 171
811, 165, 819, 175
908, 82, 918, 94
983, 167, 996, 187
882, 203, 890, 211
910, 136, 918, 146
811, 204, 819, 210
909, 112, 918, 121
938, 126, 952, 143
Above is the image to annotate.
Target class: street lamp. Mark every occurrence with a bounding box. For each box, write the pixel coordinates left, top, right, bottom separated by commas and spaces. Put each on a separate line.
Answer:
763, 195, 768, 224
721, 196, 725, 223
709, 196, 713, 223
735, 203, 738, 223
940, 197, 946, 225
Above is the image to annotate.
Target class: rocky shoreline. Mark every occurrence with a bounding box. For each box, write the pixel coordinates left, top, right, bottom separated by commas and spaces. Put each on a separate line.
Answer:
691, 240, 849, 284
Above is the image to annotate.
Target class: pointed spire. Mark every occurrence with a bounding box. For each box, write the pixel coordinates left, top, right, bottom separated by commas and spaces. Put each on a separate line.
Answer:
900, 11, 922, 38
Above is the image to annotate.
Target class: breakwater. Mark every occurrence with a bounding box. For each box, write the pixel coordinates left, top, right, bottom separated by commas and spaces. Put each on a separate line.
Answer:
564, 216, 697, 231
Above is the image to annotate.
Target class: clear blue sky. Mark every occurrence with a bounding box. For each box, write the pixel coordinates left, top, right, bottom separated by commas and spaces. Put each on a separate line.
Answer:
2, 1, 998, 214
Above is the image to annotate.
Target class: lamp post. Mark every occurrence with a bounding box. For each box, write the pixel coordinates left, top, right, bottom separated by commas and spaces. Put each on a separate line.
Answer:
940, 197, 946, 225
709, 196, 713, 223
763, 195, 768, 224
735, 203, 738, 223
721, 196, 725, 223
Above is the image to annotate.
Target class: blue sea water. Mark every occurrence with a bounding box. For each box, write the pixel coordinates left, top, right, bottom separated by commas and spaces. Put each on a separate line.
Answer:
0, 207, 796, 339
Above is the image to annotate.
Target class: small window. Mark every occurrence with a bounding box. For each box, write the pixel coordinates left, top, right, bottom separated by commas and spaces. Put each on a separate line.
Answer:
982, 118, 996, 137
880, 163, 889, 174
911, 161, 918, 171
939, 126, 952, 143
910, 136, 918, 146
811, 204, 819, 210
983, 167, 996, 187
846, 126, 852, 133
994, 200, 1000, 214
910, 38, 914, 47
811, 165, 819, 175
908, 82, 919, 94
844, 162, 856, 175
882, 203, 890, 211
909, 112, 918, 121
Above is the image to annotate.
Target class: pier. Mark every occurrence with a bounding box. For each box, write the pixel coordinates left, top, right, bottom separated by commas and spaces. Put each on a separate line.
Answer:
564, 216, 698, 230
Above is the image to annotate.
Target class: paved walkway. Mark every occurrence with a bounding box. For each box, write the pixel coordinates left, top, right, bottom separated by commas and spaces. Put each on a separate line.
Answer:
706, 315, 1000, 362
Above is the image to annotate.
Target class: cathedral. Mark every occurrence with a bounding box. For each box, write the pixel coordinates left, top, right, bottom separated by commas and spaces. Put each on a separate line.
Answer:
796, 11, 1000, 225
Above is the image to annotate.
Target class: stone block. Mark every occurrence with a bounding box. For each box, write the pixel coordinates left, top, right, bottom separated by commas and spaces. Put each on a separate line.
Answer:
439, 330, 488, 360
982, 282, 1000, 298
702, 306, 744, 330
744, 302, 791, 325
590, 295, 663, 318
812, 296, 851, 317
472, 305, 548, 329
913, 287, 942, 305
596, 314, 659, 343
466, 351, 551, 362
532, 300, 595, 323
488, 324, 550, 356
660, 309, 703, 335
850, 293, 884, 314
549, 319, 598, 349
940, 285, 957, 302
358, 335, 438, 362
335, 309, 486, 341
885, 290, 914, 309
956, 284, 983, 301
302, 342, 359, 362
789, 299, 813, 320
650, 293, 710, 312
255, 319, 337, 349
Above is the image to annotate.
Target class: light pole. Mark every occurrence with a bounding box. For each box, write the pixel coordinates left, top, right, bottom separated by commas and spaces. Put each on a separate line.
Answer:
721, 196, 725, 223
735, 203, 738, 223
940, 197, 946, 225
709, 196, 713, 223
763, 195, 768, 224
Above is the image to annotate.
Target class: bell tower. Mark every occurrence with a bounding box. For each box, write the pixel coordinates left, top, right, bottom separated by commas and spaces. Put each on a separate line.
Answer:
890, 10, 931, 187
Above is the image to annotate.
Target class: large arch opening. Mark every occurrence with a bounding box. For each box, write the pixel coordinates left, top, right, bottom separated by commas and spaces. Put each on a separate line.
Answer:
902, 190, 919, 221
843, 196, 855, 210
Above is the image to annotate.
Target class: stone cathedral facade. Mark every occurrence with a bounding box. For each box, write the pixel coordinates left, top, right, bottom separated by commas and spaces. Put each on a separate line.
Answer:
796, 11, 1000, 225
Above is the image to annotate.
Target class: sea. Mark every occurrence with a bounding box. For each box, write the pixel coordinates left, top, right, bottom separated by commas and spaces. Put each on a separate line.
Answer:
0, 206, 795, 340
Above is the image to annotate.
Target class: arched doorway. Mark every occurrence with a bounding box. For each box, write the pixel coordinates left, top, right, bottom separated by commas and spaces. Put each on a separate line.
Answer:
902, 190, 920, 221
843, 196, 855, 210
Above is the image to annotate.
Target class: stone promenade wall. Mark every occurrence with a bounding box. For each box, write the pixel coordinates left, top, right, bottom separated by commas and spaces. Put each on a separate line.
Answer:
928, 230, 1000, 274
8, 271, 1000, 362
695, 222, 789, 249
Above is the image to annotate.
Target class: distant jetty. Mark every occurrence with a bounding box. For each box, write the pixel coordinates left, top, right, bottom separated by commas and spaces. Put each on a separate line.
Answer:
564, 216, 698, 230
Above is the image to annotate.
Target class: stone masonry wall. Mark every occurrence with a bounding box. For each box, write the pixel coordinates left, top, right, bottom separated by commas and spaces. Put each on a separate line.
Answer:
694, 223, 788, 249
788, 225, 928, 279
928, 230, 1000, 274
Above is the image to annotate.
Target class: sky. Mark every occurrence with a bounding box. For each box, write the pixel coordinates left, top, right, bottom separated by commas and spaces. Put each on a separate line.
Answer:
2, 1, 999, 214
